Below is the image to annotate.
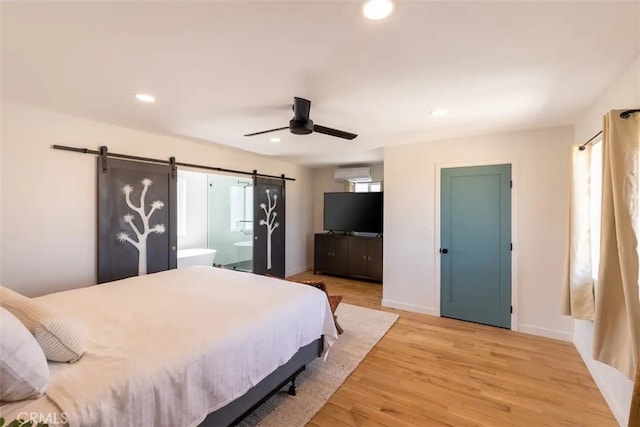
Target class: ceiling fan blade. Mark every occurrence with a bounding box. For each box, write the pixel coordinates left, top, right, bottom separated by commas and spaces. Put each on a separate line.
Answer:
243, 126, 289, 137
313, 124, 358, 140
293, 97, 311, 122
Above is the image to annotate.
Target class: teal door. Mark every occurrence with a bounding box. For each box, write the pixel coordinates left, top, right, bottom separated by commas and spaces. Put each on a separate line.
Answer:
440, 164, 511, 328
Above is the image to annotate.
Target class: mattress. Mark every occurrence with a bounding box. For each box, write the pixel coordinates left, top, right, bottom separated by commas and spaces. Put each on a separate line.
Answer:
0, 267, 338, 427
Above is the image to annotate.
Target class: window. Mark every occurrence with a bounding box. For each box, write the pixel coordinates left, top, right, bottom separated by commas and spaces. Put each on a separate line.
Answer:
590, 141, 602, 280
353, 181, 382, 193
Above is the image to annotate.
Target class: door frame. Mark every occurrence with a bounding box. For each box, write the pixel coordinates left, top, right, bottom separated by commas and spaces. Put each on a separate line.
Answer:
434, 159, 519, 332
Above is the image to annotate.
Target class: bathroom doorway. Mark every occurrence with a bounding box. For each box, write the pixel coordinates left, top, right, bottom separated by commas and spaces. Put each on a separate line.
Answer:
208, 174, 254, 271
176, 170, 254, 272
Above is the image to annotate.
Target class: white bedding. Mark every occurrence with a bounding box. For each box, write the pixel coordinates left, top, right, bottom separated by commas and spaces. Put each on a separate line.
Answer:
0, 267, 337, 427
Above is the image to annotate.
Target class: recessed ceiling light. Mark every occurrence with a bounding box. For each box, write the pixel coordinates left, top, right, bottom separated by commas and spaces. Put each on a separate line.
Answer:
363, 0, 394, 20
429, 108, 449, 117
134, 93, 156, 103
269, 137, 281, 143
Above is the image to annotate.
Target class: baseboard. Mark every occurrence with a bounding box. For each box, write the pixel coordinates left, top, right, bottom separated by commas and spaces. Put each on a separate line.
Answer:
519, 324, 573, 342
285, 265, 312, 277
575, 343, 630, 426
382, 299, 439, 316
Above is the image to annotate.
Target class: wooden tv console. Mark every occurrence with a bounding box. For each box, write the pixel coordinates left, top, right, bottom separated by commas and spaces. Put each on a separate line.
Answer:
313, 233, 382, 282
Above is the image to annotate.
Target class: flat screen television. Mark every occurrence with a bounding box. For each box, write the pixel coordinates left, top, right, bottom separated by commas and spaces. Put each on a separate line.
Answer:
324, 192, 383, 234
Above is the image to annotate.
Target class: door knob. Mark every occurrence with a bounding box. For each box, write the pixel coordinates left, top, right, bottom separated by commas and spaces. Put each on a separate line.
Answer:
440, 248, 449, 254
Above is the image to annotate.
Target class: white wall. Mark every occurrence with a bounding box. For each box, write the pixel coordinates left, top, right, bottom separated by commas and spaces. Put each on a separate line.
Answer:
0, 101, 3, 282
311, 163, 384, 233
572, 53, 640, 427
1, 102, 314, 296
383, 126, 575, 341
177, 170, 209, 250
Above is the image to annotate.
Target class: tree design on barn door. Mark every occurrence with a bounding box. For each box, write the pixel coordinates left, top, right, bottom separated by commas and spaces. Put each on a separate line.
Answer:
253, 177, 285, 277
116, 178, 166, 275
98, 157, 176, 284
259, 189, 279, 270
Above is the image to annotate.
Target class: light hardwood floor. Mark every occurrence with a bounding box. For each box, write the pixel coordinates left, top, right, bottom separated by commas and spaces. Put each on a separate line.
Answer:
288, 272, 616, 427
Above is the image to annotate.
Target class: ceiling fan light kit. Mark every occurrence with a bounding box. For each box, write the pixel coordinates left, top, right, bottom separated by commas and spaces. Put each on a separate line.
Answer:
244, 97, 358, 140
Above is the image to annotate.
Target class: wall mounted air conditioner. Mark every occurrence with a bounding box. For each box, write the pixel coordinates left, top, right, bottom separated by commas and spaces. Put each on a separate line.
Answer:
334, 167, 372, 183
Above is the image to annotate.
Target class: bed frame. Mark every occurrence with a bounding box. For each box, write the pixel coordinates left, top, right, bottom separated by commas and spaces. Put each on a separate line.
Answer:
199, 337, 324, 426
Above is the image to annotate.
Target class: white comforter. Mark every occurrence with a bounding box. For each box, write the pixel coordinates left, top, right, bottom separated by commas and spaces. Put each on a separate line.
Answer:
20, 267, 338, 427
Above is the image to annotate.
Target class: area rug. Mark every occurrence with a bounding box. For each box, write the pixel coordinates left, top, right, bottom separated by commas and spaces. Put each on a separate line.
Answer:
239, 303, 399, 427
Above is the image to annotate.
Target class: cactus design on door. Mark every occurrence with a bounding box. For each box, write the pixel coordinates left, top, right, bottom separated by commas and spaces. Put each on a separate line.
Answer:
253, 177, 285, 277
258, 188, 279, 271
98, 158, 177, 284
116, 178, 166, 275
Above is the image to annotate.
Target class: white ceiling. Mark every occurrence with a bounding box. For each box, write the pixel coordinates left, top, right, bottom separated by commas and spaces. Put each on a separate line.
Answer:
2, 1, 639, 166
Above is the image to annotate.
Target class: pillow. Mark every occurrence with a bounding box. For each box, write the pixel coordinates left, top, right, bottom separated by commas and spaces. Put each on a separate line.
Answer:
0, 307, 49, 401
0, 286, 84, 363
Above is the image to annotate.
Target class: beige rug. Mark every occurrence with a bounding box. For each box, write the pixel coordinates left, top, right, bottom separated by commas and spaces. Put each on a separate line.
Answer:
239, 303, 399, 427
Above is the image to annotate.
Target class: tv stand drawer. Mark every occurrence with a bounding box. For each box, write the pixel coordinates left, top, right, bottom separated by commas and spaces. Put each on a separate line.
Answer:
313, 234, 382, 282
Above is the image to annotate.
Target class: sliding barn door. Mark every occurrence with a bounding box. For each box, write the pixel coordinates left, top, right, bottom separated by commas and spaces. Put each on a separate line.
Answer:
253, 177, 285, 277
98, 158, 177, 283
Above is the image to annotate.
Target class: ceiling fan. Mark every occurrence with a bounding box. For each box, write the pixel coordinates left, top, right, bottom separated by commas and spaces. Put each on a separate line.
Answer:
243, 97, 358, 140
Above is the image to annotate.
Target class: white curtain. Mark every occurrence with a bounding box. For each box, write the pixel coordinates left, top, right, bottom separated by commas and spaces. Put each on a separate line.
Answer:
593, 109, 640, 380
562, 144, 596, 320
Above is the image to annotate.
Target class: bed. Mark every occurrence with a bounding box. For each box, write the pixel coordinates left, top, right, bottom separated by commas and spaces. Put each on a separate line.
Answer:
0, 267, 338, 427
